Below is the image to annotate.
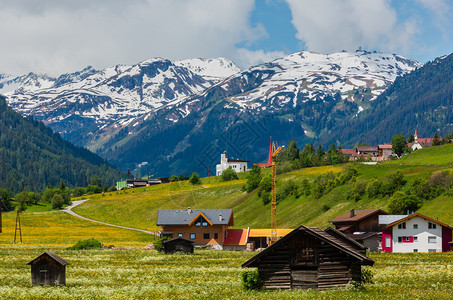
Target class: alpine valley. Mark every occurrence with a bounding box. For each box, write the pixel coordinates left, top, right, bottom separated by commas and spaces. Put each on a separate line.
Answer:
0, 50, 428, 176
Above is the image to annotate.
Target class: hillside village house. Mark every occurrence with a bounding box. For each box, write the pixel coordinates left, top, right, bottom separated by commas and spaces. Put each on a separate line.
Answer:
356, 146, 379, 157
157, 208, 233, 250
378, 144, 393, 158
381, 213, 453, 253
329, 209, 389, 251
216, 152, 250, 176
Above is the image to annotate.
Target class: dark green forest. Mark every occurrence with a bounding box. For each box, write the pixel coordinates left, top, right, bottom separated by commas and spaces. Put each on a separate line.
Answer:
320, 53, 453, 146
0, 96, 123, 193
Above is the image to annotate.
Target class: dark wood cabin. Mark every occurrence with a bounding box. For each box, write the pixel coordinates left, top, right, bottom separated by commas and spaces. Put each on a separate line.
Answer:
328, 209, 388, 234
27, 251, 69, 286
242, 225, 374, 290
163, 237, 194, 254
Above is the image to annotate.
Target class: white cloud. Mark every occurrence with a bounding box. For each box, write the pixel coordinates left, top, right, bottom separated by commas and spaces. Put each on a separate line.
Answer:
285, 0, 419, 55
0, 0, 263, 76
233, 48, 286, 69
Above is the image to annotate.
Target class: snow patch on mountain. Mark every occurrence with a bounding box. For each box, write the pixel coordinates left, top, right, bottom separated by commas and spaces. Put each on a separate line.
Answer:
175, 57, 240, 81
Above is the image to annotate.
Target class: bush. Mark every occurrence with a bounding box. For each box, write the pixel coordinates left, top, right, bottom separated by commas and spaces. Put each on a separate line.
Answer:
221, 167, 238, 181
261, 192, 271, 205
66, 238, 102, 250
51, 193, 65, 209
153, 237, 168, 253
0, 188, 12, 211
246, 165, 262, 193
351, 268, 374, 289
169, 175, 178, 182
189, 172, 201, 185
241, 269, 262, 291
366, 179, 382, 198
300, 179, 311, 196
72, 187, 86, 197
348, 180, 367, 202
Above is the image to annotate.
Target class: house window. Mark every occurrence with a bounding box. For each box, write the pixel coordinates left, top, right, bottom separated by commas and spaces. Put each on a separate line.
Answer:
203, 233, 210, 239
428, 249, 437, 253
398, 222, 406, 229
428, 222, 437, 229
178, 233, 183, 237
413, 224, 418, 229
428, 236, 436, 243
414, 236, 418, 242
398, 237, 403, 243
214, 233, 218, 239
385, 237, 391, 248
413, 249, 418, 253
190, 233, 196, 240
195, 217, 209, 227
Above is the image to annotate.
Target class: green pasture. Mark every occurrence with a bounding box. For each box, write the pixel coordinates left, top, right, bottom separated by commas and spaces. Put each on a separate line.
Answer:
0, 248, 451, 299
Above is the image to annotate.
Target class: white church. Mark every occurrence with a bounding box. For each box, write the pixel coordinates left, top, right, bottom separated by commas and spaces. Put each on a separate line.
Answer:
216, 152, 250, 176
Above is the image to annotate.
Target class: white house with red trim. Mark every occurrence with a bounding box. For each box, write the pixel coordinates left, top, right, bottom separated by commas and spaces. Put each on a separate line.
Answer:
381, 213, 453, 253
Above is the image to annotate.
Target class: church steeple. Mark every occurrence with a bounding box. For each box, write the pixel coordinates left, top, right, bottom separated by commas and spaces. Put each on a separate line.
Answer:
414, 129, 418, 142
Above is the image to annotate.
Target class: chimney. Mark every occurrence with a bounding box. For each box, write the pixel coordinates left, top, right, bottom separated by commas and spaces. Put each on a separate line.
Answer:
350, 209, 355, 218
187, 207, 192, 214
219, 214, 222, 222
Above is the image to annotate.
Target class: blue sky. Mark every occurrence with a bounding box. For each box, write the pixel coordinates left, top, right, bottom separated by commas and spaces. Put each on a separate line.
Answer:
1, 0, 452, 75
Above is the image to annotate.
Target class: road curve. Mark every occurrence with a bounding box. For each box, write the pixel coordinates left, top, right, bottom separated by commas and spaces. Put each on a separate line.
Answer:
62, 200, 159, 236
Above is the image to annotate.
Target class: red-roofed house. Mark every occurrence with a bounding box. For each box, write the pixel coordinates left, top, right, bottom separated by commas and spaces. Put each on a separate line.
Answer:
378, 144, 393, 158
381, 213, 453, 253
223, 228, 249, 250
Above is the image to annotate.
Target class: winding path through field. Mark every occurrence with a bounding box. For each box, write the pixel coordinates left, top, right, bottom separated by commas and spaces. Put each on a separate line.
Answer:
62, 200, 159, 236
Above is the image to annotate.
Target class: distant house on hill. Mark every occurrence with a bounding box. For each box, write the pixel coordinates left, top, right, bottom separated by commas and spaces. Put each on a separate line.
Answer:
381, 213, 453, 253
340, 149, 357, 160
216, 152, 250, 176
409, 129, 441, 150
157, 208, 234, 250
356, 146, 379, 157
378, 144, 393, 158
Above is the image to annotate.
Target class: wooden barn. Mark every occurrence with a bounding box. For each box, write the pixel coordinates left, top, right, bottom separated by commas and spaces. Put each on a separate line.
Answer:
163, 237, 194, 254
242, 225, 374, 290
27, 251, 69, 286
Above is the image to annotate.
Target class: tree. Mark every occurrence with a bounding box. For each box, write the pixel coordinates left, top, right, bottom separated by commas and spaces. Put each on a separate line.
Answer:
221, 167, 238, 181
391, 133, 406, 157
285, 138, 299, 161
407, 134, 415, 143
169, 175, 178, 182
189, 172, 201, 185
90, 175, 102, 187
388, 191, 421, 214
246, 165, 262, 193
178, 174, 185, 181
51, 193, 65, 209
59, 180, 66, 190
433, 132, 441, 146
0, 188, 12, 211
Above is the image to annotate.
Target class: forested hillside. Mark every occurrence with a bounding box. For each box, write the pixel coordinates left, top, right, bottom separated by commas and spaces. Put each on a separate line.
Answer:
320, 53, 453, 146
0, 96, 122, 193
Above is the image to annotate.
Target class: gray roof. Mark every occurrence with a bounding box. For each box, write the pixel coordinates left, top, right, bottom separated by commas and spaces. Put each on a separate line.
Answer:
156, 209, 233, 226
27, 251, 69, 266
379, 215, 407, 225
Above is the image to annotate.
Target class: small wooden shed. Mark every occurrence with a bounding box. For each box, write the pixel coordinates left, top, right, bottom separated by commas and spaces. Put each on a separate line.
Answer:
27, 251, 69, 286
242, 225, 374, 290
163, 237, 194, 254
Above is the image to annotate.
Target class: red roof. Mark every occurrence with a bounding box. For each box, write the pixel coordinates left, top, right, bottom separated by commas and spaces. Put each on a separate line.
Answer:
223, 229, 248, 246
378, 144, 393, 149
341, 149, 357, 155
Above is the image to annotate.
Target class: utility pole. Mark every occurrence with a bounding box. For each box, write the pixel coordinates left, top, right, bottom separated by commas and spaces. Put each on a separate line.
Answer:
14, 210, 22, 244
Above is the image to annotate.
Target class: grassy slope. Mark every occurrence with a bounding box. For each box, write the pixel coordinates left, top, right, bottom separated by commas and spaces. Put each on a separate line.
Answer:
73, 144, 453, 230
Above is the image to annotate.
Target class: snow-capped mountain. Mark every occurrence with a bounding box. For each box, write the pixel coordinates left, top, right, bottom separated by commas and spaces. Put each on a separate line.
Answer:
2, 50, 421, 176
175, 57, 241, 81
3, 58, 239, 148
164, 51, 421, 123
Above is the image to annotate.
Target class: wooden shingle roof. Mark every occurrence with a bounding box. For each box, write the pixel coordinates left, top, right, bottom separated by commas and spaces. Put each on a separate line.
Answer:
27, 251, 69, 266
242, 225, 374, 268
